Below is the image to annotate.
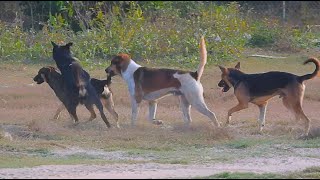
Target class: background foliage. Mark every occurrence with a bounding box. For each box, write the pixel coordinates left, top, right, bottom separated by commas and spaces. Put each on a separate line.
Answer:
0, 1, 319, 68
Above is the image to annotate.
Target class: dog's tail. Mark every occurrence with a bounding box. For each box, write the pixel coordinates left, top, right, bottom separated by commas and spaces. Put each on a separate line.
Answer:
90, 76, 113, 95
298, 57, 320, 82
196, 36, 207, 81
71, 62, 87, 100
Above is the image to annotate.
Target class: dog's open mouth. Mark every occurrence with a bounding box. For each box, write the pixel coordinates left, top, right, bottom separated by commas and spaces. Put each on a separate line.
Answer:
218, 80, 230, 92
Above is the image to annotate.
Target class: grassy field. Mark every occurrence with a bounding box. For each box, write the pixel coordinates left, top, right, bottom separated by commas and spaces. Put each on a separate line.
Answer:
0, 50, 320, 178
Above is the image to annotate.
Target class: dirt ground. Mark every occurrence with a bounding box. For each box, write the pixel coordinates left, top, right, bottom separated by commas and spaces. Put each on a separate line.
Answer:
0, 55, 320, 178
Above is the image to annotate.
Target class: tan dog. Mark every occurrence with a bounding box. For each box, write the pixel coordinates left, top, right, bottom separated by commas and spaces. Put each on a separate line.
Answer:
105, 37, 220, 127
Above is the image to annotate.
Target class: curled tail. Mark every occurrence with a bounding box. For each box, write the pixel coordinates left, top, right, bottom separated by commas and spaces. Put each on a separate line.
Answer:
196, 36, 207, 81
298, 57, 319, 82
90, 76, 112, 95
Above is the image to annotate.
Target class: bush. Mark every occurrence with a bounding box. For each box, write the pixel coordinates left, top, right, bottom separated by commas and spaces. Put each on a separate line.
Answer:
0, 2, 318, 67
247, 21, 280, 47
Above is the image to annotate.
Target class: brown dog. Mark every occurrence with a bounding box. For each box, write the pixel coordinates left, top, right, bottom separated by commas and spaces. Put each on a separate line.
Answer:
217, 58, 319, 136
33, 66, 119, 128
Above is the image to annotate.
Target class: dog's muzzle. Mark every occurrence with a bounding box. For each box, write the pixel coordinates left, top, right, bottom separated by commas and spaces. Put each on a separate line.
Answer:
218, 80, 230, 92
105, 67, 115, 77
33, 75, 44, 84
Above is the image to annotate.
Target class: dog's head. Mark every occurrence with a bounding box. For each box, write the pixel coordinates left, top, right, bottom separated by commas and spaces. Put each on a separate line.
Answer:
105, 53, 131, 76
217, 62, 240, 92
33, 66, 57, 84
51, 41, 73, 63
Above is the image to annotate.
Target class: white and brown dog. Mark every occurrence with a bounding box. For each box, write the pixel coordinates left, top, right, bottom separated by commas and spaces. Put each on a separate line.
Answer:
105, 37, 220, 127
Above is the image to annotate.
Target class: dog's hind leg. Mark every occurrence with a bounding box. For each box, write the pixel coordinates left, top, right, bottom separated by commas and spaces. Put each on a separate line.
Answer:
257, 102, 268, 132
101, 94, 120, 128
182, 84, 220, 127
53, 103, 65, 120
148, 101, 163, 125
180, 95, 192, 127
94, 100, 111, 128
283, 85, 310, 137
84, 103, 97, 121
193, 101, 220, 127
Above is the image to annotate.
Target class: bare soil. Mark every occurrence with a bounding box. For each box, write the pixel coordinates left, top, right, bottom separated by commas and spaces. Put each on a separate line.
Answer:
0, 57, 320, 178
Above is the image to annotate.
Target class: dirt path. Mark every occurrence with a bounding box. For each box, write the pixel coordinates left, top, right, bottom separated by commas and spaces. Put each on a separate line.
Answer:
1, 155, 320, 179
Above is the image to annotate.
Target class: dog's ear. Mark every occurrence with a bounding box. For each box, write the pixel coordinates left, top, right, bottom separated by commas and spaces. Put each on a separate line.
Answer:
66, 42, 73, 48
235, 62, 240, 69
218, 66, 228, 74
51, 41, 58, 47
40, 73, 47, 82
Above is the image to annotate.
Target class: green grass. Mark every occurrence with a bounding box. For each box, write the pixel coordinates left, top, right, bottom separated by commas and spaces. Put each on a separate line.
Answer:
197, 172, 285, 179
224, 138, 272, 149
196, 167, 320, 179
0, 155, 109, 168
292, 138, 320, 148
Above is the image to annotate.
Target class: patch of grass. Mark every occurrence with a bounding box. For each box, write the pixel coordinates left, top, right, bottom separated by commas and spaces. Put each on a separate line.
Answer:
197, 172, 284, 179
0, 154, 107, 168
292, 138, 320, 148
225, 138, 263, 149
286, 166, 320, 179
196, 167, 320, 179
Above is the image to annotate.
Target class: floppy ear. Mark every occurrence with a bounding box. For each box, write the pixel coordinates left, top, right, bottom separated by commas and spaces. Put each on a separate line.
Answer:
40, 73, 48, 82
235, 62, 240, 69
51, 41, 57, 47
66, 42, 73, 47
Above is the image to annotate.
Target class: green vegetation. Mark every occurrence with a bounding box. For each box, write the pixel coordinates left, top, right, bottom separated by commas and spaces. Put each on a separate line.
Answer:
196, 166, 320, 179
0, 2, 319, 69
197, 172, 285, 179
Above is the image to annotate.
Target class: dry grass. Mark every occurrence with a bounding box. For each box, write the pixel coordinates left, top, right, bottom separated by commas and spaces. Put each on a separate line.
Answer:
0, 53, 320, 168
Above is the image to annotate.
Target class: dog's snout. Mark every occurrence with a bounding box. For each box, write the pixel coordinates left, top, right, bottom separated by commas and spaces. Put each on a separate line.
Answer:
218, 80, 224, 87
105, 67, 110, 74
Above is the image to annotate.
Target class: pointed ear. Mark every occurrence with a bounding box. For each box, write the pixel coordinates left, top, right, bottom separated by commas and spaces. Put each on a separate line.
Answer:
235, 62, 240, 69
66, 42, 73, 48
51, 41, 57, 47
218, 65, 226, 73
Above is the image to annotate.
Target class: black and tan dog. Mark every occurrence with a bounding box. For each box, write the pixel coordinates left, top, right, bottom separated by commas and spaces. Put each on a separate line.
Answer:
51, 41, 111, 128
33, 66, 119, 127
218, 58, 319, 136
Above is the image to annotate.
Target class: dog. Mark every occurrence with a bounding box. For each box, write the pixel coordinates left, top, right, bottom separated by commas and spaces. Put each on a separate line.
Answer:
217, 57, 319, 136
51, 41, 111, 128
105, 37, 220, 127
33, 66, 119, 128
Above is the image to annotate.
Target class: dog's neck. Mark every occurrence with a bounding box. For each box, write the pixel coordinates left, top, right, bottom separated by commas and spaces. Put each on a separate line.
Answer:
229, 70, 245, 87
45, 72, 65, 98
121, 59, 141, 82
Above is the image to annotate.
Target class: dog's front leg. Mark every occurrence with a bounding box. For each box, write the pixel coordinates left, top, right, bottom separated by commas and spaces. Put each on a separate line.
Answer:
53, 103, 65, 120
227, 103, 248, 126
130, 95, 140, 127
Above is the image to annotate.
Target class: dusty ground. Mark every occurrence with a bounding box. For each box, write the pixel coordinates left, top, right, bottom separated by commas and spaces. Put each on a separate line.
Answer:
0, 54, 320, 178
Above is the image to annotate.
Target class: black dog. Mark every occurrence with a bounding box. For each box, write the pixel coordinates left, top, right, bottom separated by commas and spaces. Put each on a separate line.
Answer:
33, 66, 119, 127
217, 58, 319, 137
51, 42, 111, 128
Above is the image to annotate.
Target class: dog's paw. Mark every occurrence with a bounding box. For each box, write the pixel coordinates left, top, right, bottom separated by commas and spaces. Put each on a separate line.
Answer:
152, 120, 163, 125
297, 134, 309, 140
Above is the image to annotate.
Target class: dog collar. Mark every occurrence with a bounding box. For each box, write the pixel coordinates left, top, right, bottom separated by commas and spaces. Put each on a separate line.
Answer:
233, 80, 241, 89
